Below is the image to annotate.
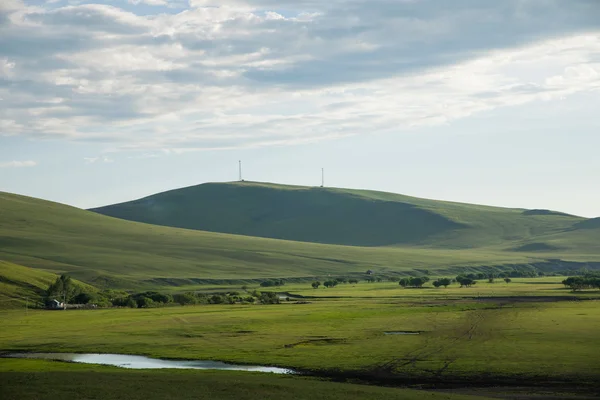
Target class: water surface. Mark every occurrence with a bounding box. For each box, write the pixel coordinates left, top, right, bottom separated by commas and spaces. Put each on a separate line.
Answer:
4, 353, 294, 374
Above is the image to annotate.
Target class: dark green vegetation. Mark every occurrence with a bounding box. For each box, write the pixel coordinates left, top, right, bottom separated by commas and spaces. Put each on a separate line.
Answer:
2, 187, 599, 292
91, 181, 598, 250
562, 273, 600, 291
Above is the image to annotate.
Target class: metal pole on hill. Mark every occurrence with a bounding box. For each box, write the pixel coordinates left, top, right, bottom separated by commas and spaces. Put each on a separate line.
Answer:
239, 160, 243, 182
321, 168, 324, 187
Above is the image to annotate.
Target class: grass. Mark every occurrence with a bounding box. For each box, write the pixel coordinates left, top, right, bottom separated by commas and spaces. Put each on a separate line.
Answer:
1, 280, 599, 382
1, 191, 599, 290
0, 360, 494, 400
90, 181, 594, 249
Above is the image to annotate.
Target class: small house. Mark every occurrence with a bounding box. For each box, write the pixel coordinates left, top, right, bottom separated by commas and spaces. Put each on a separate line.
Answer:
49, 299, 64, 309
366, 269, 374, 275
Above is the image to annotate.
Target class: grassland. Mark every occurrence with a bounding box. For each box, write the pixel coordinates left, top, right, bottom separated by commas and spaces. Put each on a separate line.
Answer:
0, 360, 496, 400
2, 279, 599, 399
1, 191, 599, 291
91, 181, 596, 250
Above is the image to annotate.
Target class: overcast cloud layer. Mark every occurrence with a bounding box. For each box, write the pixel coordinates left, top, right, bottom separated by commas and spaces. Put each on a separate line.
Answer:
1, 0, 600, 153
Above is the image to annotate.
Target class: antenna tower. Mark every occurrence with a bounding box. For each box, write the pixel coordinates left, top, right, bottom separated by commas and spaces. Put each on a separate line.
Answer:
321, 168, 324, 187
239, 160, 243, 181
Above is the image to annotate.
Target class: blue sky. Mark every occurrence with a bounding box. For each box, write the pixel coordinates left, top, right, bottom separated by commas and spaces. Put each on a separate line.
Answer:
1, 0, 599, 217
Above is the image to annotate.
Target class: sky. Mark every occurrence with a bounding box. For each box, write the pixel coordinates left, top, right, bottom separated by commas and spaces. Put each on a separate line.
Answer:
1, 0, 599, 217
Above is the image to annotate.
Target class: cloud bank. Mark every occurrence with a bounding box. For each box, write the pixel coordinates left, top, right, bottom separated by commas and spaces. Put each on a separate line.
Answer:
1, 0, 599, 153
0, 160, 37, 168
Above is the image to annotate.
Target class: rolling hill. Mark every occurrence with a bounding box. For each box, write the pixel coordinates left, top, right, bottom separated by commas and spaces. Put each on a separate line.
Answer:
1, 187, 598, 291
91, 181, 590, 248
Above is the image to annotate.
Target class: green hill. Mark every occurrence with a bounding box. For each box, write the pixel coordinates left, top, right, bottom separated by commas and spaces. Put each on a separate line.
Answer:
1, 189, 599, 291
91, 181, 587, 248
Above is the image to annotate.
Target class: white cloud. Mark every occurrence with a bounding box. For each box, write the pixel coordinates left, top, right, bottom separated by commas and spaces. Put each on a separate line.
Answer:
129, 0, 168, 5
1, 0, 599, 152
0, 160, 37, 168
84, 156, 114, 164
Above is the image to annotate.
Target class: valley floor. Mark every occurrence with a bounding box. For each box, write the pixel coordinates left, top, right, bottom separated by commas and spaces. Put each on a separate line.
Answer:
1, 279, 599, 399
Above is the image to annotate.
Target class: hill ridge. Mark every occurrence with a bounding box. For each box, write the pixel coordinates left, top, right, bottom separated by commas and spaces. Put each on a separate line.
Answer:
90, 181, 588, 248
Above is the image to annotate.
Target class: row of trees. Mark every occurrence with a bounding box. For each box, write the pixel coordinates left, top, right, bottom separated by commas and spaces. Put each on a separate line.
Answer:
399, 276, 430, 288
562, 275, 600, 291
311, 277, 360, 288
112, 290, 281, 308
45, 275, 283, 309
308, 275, 515, 289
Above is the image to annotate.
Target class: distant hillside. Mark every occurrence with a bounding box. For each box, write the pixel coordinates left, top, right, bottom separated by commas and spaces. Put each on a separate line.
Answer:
575, 217, 600, 230
4, 191, 598, 290
91, 181, 587, 248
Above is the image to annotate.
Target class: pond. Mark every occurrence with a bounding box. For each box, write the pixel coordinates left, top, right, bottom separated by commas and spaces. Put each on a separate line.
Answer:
3, 353, 295, 374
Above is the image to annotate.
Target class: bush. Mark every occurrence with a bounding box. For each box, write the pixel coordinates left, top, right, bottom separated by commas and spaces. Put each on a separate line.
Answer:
173, 293, 197, 306
137, 296, 154, 308
260, 279, 285, 287
259, 292, 280, 304
209, 294, 226, 304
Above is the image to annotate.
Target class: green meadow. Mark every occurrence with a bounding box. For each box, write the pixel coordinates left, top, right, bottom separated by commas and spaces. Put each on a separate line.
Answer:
0, 360, 496, 400
2, 279, 599, 399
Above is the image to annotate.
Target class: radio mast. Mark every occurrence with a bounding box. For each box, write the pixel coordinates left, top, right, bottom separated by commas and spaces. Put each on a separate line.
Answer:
321, 168, 324, 187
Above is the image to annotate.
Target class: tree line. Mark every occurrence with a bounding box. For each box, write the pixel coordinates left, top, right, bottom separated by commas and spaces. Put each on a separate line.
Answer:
562, 274, 600, 291
44, 275, 283, 309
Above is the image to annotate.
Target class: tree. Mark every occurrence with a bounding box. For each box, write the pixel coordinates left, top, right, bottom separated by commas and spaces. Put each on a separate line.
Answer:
456, 276, 476, 288
398, 278, 409, 288
72, 292, 96, 304
46, 274, 77, 307
433, 280, 442, 288
409, 277, 428, 288
259, 292, 280, 304
137, 296, 154, 308
324, 280, 338, 288
504, 278, 512, 284
126, 298, 138, 308
348, 279, 359, 284
311, 281, 321, 289
173, 293, 197, 306
439, 278, 452, 288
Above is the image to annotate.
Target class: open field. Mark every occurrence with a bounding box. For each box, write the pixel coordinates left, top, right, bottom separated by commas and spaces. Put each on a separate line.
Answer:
0, 360, 495, 400
1, 191, 599, 291
2, 279, 599, 399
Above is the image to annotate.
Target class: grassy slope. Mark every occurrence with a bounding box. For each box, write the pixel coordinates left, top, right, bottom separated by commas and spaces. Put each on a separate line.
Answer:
0, 261, 57, 309
90, 181, 592, 249
0, 261, 95, 309
3, 191, 578, 290
1, 191, 600, 290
